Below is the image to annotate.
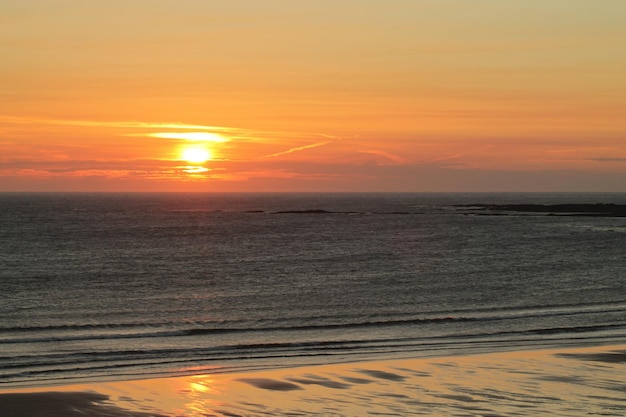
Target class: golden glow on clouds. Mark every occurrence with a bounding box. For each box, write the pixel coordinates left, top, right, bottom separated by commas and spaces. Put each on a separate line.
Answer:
148, 132, 228, 142
0, 116, 235, 133
181, 166, 210, 175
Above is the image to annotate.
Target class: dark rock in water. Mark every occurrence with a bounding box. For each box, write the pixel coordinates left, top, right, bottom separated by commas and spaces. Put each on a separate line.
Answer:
275, 209, 333, 214
454, 203, 626, 217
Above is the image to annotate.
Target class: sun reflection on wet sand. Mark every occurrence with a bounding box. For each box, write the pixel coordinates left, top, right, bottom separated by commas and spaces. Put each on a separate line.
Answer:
1, 345, 625, 417
178, 376, 224, 416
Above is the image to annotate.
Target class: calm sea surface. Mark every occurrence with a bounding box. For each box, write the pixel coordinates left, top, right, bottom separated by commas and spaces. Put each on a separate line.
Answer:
1, 193, 625, 388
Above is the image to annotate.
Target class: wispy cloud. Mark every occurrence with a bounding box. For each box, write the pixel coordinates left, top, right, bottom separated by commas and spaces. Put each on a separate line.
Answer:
260, 141, 332, 158
0, 115, 340, 148
358, 150, 406, 163
128, 132, 229, 142
427, 153, 464, 163
0, 115, 236, 132
586, 157, 626, 162
0, 158, 215, 182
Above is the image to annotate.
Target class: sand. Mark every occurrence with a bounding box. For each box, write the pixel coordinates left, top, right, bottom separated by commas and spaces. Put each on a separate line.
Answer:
1, 345, 625, 417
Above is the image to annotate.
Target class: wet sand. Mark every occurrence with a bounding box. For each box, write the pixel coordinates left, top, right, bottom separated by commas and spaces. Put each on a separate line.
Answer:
1, 345, 625, 416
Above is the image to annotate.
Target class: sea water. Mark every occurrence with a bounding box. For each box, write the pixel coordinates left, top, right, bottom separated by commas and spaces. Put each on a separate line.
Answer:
1, 193, 625, 387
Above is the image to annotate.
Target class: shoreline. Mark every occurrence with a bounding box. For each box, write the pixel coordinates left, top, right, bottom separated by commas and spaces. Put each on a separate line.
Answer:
4, 337, 623, 391
2, 344, 625, 417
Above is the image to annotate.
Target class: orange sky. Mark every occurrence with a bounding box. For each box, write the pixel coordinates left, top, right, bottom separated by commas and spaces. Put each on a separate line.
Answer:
1, 1, 625, 192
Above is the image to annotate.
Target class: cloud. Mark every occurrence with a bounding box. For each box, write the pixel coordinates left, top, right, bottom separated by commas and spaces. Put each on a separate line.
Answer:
0, 158, 190, 179
427, 153, 464, 163
0, 115, 340, 148
358, 150, 406, 163
586, 157, 626, 162
136, 132, 228, 142
260, 141, 332, 158
0, 115, 236, 132
3, 155, 626, 192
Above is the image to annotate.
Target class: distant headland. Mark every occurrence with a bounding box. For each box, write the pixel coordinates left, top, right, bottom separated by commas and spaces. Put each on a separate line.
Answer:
455, 203, 626, 217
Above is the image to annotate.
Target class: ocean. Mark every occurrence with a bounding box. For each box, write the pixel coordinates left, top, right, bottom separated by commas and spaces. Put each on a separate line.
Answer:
1, 192, 625, 388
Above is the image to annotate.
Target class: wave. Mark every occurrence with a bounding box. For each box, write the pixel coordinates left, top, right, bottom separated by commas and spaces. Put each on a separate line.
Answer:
0, 330, 189, 345
2, 307, 625, 345
5, 330, 624, 370
6, 301, 626, 333
2, 327, 625, 387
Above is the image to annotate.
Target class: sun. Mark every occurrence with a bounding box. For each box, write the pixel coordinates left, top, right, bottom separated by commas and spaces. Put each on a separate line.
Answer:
181, 146, 211, 164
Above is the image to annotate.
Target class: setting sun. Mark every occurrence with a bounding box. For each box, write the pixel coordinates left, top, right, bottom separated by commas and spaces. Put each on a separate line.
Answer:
181, 146, 211, 164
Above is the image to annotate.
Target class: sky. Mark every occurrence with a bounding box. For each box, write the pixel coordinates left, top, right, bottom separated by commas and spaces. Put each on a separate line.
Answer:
1, 0, 625, 192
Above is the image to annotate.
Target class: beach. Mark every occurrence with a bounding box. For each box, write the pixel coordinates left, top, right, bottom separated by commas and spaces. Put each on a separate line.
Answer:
1, 344, 625, 417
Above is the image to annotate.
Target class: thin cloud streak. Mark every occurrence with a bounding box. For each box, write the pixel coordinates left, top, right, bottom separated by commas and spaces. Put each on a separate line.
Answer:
132, 132, 228, 142
358, 150, 406, 163
0, 115, 338, 145
0, 115, 239, 133
427, 153, 464, 163
586, 157, 626, 162
260, 141, 333, 159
